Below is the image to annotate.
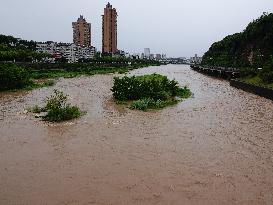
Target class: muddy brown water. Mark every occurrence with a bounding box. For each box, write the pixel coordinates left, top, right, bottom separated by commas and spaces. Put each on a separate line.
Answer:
0, 65, 273, 205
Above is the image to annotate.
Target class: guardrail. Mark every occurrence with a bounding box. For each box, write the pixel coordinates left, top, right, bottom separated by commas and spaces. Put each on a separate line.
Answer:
190, 65, 240, 80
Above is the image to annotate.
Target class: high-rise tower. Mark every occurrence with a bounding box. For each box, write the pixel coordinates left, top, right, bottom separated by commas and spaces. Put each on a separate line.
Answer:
72, 15, 91, 47
102, 2, 118, 54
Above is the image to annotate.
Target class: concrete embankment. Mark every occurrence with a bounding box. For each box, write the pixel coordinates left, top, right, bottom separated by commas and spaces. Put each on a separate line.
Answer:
230, 79, 273, 100
191, 65, 273, 100
190, 65, 240, 80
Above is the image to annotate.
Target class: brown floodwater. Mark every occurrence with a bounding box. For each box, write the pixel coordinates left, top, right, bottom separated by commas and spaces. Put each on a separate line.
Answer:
0, 65, 273, 205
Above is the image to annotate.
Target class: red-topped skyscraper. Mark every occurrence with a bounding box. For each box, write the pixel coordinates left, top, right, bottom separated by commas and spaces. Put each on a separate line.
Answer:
102, 2, 118, 54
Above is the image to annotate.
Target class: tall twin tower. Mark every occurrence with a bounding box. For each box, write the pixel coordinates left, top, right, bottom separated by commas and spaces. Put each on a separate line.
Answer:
72, 2, 118, 54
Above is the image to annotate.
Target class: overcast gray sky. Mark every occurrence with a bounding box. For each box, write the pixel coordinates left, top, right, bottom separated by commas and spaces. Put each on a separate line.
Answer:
1, 0, 272, 57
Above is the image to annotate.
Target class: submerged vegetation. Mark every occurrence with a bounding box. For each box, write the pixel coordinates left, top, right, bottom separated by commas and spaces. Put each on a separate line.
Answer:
112, 74, 191, 111
28, 90, 83, 122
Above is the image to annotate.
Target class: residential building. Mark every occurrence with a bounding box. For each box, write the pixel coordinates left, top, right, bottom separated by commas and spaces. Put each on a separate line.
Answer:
36, 41, 56, 55
102, 2, 118, 54
155, 54, 162, 60
144, 48, 150, 59
36, 42, 96, 63
190, 54, 202, 64
72, 15, 91, 47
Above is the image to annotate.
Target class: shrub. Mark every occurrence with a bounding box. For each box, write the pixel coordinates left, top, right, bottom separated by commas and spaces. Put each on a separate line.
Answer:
112, 74, 186, 101
259, 70, 273, 84
259, 61, 273, 84
130, 98, 154, 111
27, 105, 46, 113
41, 90, 82, 122
43, 79, 55, 87
130, 98, 178, 111
0, 63, 30, 91
112, 74, 191, 111
177, 87, 191, 98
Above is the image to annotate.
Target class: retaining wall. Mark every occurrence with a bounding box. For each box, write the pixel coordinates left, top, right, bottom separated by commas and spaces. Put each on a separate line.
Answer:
230, 79, 273, 100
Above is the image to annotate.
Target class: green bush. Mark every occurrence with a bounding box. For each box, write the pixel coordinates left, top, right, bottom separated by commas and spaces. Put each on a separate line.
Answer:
259, 58, 273, 83
130, 98, 178, 111
43, 79, 55, 87
177, 87, 192, 98
0, 63, 30, 91
259, 69, 273, 83
130, 98, 154, 111
42, 90, 82, 122
112, 74, 186, 101
112, 74, 191, 111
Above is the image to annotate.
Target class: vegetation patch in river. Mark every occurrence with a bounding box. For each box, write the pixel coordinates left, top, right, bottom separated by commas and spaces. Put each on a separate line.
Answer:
111, 74, 191, 111
28, 90, 83, 122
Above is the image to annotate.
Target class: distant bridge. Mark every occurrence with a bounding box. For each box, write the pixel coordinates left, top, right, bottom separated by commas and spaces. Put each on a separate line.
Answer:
160, 58, 189, 64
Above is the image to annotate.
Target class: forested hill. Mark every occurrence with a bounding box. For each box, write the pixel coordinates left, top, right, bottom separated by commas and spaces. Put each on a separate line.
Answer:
202, 13, 273, 69
0, 34, 48, 62
0, 34, 37, 50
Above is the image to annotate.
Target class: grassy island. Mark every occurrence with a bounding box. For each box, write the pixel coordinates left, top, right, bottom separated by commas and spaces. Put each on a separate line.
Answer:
111, 74, 191, 111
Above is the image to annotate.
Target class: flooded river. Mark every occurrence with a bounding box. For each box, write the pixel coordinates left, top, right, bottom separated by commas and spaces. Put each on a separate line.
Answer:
1, 65, 273, 205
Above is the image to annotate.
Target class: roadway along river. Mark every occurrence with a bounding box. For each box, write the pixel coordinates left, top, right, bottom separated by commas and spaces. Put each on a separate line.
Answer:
0, 64, 273, 205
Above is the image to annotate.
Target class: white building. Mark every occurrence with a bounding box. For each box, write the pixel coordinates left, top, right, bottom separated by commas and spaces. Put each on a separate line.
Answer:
190, 54, 202, 64
36, 42, 56, 55
36, 42, 96, 63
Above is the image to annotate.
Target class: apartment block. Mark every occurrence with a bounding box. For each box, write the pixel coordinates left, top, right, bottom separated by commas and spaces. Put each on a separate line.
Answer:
36, 42, 96, 63
102, 3, 118, 54
72, 15, 91, 47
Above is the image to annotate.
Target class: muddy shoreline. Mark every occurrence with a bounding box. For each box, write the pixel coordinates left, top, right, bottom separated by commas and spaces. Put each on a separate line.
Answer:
1, 65, 273, 205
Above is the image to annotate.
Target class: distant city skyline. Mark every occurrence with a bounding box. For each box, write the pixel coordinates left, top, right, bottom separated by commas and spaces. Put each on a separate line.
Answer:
0, 0, 272, 57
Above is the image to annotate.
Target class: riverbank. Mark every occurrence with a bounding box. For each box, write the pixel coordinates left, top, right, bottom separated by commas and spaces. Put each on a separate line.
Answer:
0, 61, 161, 92
21, 60, 161, 79
239, 75, 273, 90
191, 65, 273, 100
190, 65, 240, 79
230, 79, 273, 100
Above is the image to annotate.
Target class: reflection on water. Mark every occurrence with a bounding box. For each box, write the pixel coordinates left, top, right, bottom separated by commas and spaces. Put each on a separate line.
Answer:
0, 65, 273, 205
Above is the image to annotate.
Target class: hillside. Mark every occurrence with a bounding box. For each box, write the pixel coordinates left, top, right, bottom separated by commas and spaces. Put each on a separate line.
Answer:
202, 13, 273, 69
